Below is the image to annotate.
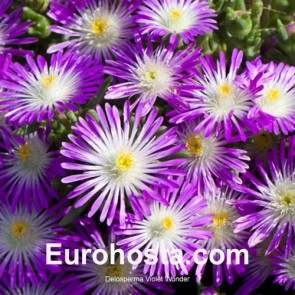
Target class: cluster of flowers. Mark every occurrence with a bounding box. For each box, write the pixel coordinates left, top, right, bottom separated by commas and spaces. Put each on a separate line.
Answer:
0, 0, 294, 294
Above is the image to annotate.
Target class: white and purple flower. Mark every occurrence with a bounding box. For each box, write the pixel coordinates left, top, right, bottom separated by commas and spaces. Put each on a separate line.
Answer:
177, 121, 250, 191
115, 177, 213, 277
61, 102, 185, 225
247, 59, 295, 135
232, 136, 295, 258
72, 218, 174, 295
171, 49, 261, 141
0, 201, 75, 288
0, 128, 64, 211
104, 35, 201, 116
191, 185, 249, 287
136, 0, 217, 43
48, 0, 140, 61
0, 51, 102, 124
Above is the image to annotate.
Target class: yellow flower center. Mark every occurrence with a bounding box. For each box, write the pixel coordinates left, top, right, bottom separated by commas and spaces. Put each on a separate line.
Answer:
170, 9, 181, 19
106, 263, 122, 277
282, 193, 294, 207
186, 135, 203, 156
92, 19, 107, 36
161, 217, 173, 230
41, 73, 55, 87
252, 132, 272, 152
11, 221, 28, 238
18, 143, 30, 161
219, 83, 231, 96
267, 89, 280, 101
144, 71, 156, 81
212, 213, 227, 227
116, 152, 133, 171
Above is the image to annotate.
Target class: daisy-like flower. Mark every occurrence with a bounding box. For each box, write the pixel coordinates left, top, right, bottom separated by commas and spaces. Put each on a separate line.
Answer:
232, 136, 295, 258
0, 128, 64, 211
136, 0, 217, 44
177, 122, 249, 191
0, 273, 84, 295
247, 60, 295, 135
271, 247, 295, 291
115, 177, 213, 277
47, 0, 140, 61
0, 0, 36, 56
72, 218, 174, 295
189, 185, 249, 287
171, 49, 261, 141
0, 51, 102, 125
61, 102, 185, 225
104, 35, 201, 116
0, 201, 73, 288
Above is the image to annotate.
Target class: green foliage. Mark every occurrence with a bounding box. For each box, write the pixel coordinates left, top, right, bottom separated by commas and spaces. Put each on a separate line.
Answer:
23, 6, 51, 38
202, 0, 295, 64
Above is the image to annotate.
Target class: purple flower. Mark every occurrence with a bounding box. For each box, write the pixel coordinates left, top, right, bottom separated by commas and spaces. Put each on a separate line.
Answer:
115, 177, 213, 277
0, 201, 75, 288
271, 247, 295, 291
104, 35, 201, 116
170, 49, 261, 141
136, 0, 217, 44
47, 0, 140, 62
188, 185, 249, 287
0, 51, 102, 125
247, 59, 295, 135
0, 128, 64, 211
61, 102, 185, 225
0, 1, 36, 56
177, 121, 249, 192
71, 218, 175, 295
232, 136, 295, 258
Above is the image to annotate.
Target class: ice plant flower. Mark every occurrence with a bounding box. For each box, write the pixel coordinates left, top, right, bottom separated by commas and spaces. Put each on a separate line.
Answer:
271, 247, 295, 291
0, 201, 73, 288
104, 35, 201, 116
0, 129, 63, 211
61, 102, 185, 225
115, 178, 213, 277
247, 60, 295, 135
171, 49, 260, 141
0, 0, 36, 55
191, 185, 249, 287
136, 0, 217, 43
72, 218, 174, 295
177, 122, 249, 191
47, 0, 140, 61
232, 136, 295, 258
0, 51, 102, 124
0, 273, 84, 295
